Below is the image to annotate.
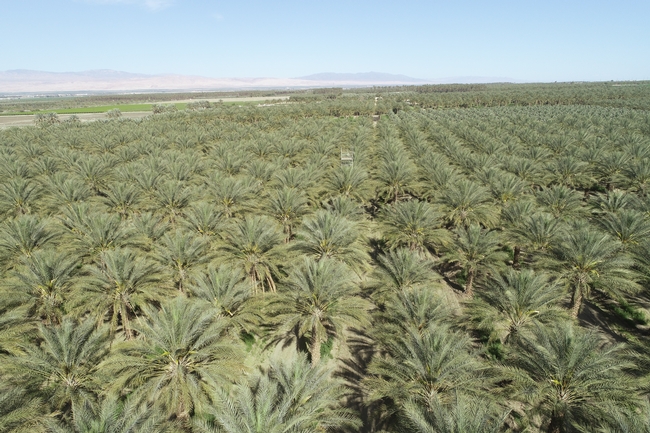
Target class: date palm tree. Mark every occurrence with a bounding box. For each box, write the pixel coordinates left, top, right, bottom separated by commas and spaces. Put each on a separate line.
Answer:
1, 318, 109, 422
371, 248, 442, 300
437, 179, 499, 228
292, 210, 369, 273
101, 297, 243, 423
469, 269, 566, 344
375, 154, 417, 203
60, 209, 135, 260
154, 180, 192, 222
56, 395, 170, 433
505, 322, 640, 433
0, 215, 56, 267
266, 187, 308, 242
511, 212, 562, 257
270, 257, 372, 366
443, 224, 508, 297
189, 264, 260, 334
0, 178, 41, 217
220, 215, 286, 293
381, 200, 449, 254
5, 250, 79, 325
547, 225, 639, 318
154, 230, 211, 292
403, 393, 507, 433
210, 176, 256, 218
71, 248, 168, 338
194, 354, 360, 433
536, 185, 586, 220
0, 384, 53, 433
325, 165, 373, 203
101, 182, 141, 219
366, 323, 488, 417
181, 201, 225, 238
596, 209, 650, 249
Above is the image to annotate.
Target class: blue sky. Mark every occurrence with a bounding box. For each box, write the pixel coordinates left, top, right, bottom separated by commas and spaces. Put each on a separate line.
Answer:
1, 0, 648, 82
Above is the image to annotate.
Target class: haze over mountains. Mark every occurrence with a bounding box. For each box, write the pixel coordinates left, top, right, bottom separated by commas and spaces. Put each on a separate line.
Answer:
0, 69, 520, 94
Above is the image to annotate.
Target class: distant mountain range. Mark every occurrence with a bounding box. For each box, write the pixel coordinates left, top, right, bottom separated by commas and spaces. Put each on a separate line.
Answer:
0, 69, 520, 94
298, 72, 428, 83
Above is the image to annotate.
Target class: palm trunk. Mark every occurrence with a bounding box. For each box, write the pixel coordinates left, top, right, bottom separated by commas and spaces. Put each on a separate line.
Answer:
465, 270, 475, 298
513, 245, 521, 269
547, 411, 565, 433
121, 304, 133, 339
570, 286, 583, 319
266, 273, 276, 293
310, 325, 321, 367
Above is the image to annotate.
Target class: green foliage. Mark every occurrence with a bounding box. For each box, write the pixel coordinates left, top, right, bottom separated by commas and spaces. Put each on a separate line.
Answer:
2, 83, 650, 433
194, 354, 360, 433
101, 297, 243, 421
504, 323, 641, 433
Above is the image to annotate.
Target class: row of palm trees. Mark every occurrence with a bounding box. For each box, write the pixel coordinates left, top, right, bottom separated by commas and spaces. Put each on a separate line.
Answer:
1, 91, 650, 432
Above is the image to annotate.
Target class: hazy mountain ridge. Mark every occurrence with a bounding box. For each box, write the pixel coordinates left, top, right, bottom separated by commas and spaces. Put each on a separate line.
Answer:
0, 69, 519, 93
298, 72, 427, 83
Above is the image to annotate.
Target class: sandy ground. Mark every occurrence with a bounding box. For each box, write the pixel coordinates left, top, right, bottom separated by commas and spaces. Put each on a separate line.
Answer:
0, 111, 151, 128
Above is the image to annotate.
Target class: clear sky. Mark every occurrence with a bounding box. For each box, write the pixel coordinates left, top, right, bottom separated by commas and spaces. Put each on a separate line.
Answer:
1, 0, 648, 82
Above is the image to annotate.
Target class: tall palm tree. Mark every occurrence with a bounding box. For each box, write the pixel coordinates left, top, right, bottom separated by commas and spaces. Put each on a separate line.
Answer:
443, 224, 508, 297
505, 322, 640, 433
0, 215, 56, 267
366, 323, 487, 414
5, 250, 79, 324
437, 179, 499, 228
547, 225, 639, 318
403, 393, 507, 433
381, 200, 449, 254
188, 264, 260, 334
270, 257, 372, 366
220, 215, 286, 293
292, 210, 369, 273
194, 354, 360, 433
55, 395, 171, 433
469, 269, 566, 344
0, 384, 54, 433
266, 187, 308, 242
101, 297, 243, 422
371, 248, 442, 298
1, 318, 109, 422
154, 230, 211, 292
71, 248, 169, 338
325, 165, 373, 203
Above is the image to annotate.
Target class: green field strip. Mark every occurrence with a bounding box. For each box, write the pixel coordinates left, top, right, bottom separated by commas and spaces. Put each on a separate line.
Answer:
0, 103, 187, 116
